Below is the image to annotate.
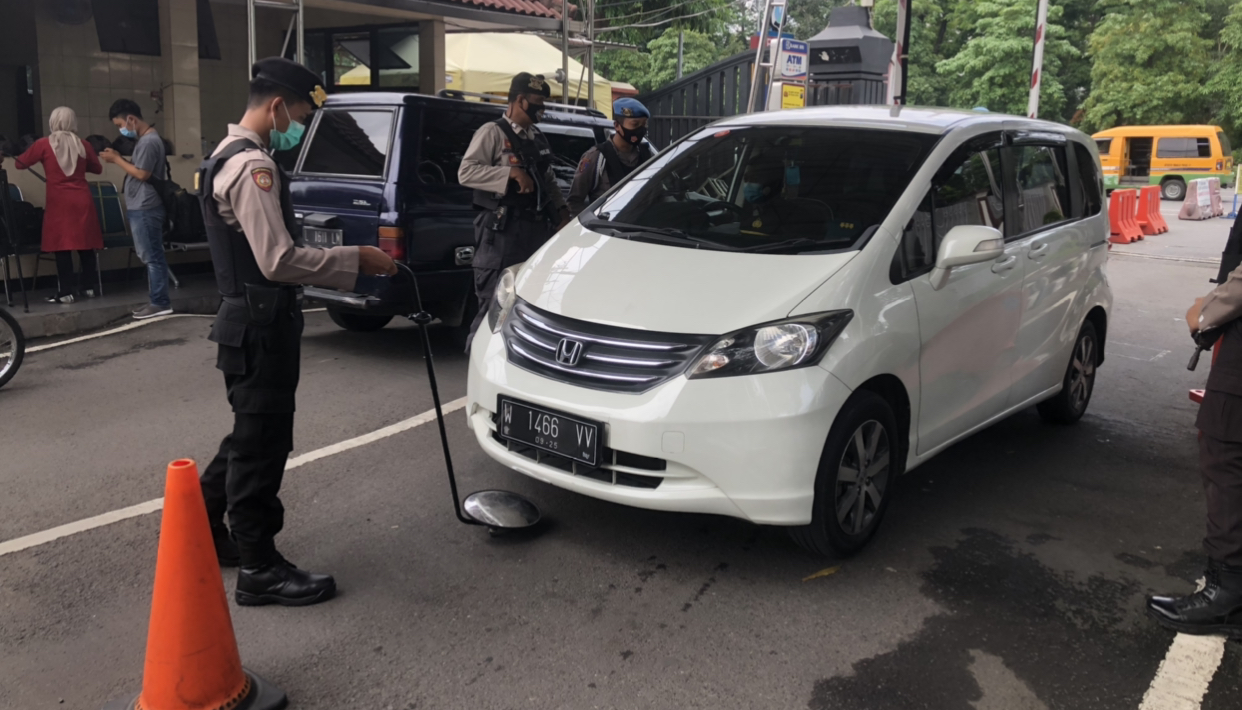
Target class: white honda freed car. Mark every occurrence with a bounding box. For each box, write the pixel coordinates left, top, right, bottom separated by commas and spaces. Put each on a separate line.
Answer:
466, 106, 1112, 556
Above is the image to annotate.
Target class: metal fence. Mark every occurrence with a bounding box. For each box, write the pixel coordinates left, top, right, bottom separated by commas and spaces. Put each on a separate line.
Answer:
639, 51, 757, 148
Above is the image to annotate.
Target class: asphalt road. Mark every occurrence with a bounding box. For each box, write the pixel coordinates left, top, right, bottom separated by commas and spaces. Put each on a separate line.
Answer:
3, 251, 1242, 709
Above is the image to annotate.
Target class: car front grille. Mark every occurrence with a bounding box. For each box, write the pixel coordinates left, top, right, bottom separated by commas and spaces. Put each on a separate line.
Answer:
502, 300, 714, 394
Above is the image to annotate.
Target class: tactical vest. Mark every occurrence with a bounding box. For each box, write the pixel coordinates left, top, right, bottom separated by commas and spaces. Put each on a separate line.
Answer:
597, 139, 653, 187
473, 118, 555, 213
197, 138, 301, 298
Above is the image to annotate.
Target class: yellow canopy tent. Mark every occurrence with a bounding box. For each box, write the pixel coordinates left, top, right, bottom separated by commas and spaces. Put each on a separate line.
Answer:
445, 33, 614, 118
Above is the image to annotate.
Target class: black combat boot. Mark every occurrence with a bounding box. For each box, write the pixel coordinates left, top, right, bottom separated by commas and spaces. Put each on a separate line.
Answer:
210, 524, 240, 567
1147, 558, 1242, 637
235, 554, 336, 607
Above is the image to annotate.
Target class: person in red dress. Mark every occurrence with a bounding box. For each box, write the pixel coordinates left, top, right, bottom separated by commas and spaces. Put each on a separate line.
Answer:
12, 107, 104, 303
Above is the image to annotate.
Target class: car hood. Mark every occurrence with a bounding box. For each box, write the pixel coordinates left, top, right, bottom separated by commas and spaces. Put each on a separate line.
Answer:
515, 222, 858, 335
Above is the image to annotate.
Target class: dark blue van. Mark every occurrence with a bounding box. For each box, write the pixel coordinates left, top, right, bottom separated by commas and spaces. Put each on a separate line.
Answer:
289, 91, 615, 344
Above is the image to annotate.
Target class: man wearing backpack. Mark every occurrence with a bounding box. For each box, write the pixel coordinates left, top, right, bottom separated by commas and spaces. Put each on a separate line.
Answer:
99, 99, 172, 319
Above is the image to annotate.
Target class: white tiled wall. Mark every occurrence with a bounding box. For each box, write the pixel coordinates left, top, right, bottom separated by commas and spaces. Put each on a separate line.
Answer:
34, 6, 164, 141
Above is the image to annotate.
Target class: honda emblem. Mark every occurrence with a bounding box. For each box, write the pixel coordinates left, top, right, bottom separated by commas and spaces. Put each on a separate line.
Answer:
555, 338, 584, 366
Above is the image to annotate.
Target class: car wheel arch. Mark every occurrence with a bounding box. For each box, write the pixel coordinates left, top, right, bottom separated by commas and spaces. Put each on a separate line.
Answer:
1085, 305, 1107, 365
853, 374, 912, 477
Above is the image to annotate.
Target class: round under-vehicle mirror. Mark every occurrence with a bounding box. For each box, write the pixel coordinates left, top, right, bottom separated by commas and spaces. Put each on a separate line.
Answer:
462, 490, 542, 530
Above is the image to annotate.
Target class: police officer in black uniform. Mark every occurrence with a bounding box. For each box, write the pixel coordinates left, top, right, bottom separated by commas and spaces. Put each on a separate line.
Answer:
197, 58, 397, 607
1147, 241, 1242, 635
567, 97, 653, 216
458, 72, 570, 344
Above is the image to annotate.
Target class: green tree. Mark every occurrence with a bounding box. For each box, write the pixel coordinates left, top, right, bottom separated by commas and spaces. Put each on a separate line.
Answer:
873, 0, 966, 108
936, 0, 1078, 120
783, 0, 848, 41
591, 0, 745, 92
1080, 0, 1214, 133
1208, 1, 1242, 139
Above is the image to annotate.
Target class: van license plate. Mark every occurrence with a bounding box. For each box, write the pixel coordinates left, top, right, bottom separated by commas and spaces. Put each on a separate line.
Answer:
303, 227, 343, 248
497, 397, 601, 466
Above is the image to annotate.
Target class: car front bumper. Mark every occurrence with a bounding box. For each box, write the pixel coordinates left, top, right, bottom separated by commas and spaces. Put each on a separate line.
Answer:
465, 324, 854, 526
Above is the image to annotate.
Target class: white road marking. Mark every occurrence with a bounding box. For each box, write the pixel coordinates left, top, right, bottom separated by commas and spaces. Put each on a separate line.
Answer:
27, 314, 214, 353
0, 396, 468, 558
1138, 633, 1226, 710
26, 307, 328, 353
1109, 341, 1172, 362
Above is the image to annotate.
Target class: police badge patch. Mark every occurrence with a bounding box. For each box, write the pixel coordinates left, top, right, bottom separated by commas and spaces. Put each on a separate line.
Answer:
252, 167, 274, 192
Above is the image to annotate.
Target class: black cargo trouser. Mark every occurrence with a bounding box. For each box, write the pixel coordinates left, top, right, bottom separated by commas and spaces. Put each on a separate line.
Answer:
200, 294, 303, 567
1199, 426, 1242, 568
467, 210, 554, 345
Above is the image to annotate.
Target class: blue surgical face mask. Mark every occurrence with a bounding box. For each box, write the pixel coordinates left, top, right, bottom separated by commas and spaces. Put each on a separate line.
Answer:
119, 127, 136, 139
743, 182, 765, 203
269, 103, 305, 152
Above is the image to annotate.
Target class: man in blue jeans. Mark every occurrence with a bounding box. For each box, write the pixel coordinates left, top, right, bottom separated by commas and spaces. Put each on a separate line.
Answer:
100, 99, 172, 319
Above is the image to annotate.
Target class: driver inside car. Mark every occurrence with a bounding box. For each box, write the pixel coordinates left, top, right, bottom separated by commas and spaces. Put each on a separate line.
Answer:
738, 155, 831, 240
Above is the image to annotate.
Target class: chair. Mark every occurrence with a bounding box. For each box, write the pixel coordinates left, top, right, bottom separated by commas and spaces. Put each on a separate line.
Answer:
89, 181, 135, 296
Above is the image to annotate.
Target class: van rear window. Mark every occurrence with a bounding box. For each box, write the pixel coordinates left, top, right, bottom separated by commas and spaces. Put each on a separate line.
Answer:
299, 108, 394, 177
1219, 131, 1233, 158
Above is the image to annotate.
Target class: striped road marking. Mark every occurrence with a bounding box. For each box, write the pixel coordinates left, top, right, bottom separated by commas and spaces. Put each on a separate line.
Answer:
1138, 633, 1226, 710
26, 307, 328, 354
0, 396, 466, 557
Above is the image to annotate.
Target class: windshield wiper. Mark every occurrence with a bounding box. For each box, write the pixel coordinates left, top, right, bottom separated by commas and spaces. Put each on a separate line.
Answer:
582, 219, 740, 251
741, 237, 839, 254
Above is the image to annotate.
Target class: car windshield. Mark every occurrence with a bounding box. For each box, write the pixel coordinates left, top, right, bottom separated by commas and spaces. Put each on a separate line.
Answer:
589, 125, 938, 254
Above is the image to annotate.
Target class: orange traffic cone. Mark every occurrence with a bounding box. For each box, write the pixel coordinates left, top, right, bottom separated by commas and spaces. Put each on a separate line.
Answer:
103, 459, 287, 710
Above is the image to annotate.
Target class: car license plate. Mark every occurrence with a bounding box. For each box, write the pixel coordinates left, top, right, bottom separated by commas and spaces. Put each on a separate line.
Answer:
303, 227, 343, 248
497, 397, 601, 466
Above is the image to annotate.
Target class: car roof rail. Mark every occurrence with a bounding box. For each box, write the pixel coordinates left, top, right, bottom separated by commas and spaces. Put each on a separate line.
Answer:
437, 89, 607, 119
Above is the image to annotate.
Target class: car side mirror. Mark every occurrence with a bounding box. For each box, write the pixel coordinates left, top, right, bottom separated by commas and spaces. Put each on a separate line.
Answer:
929, 224, 1005, 290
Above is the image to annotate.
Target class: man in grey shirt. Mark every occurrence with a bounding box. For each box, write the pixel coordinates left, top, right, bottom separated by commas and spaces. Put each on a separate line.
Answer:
100, 99, 172, 319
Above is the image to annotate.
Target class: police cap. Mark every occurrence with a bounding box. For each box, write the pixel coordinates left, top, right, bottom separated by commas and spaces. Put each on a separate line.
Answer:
613, 98, 650, 120
252, 57, 327, 110
509, 72, 551, 101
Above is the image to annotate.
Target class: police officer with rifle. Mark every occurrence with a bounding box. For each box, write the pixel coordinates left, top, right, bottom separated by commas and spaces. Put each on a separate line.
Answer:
458, 73, 570, 344
1148, 215, 1242, 637
197, 58, 396, 607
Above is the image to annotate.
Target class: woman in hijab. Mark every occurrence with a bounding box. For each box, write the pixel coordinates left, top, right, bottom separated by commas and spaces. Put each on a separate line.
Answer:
12, 107, 104, 303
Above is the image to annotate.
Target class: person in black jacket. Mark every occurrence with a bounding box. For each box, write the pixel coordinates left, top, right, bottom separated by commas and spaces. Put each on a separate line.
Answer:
567, 98, 653, 216
1148, 248, 1242, 636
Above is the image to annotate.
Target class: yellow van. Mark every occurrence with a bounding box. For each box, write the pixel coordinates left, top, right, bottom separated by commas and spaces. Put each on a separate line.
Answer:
1091, 125, 1233, 200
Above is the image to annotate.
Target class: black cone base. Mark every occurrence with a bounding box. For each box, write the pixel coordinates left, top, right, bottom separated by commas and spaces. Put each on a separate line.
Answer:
102, 669, 288, 710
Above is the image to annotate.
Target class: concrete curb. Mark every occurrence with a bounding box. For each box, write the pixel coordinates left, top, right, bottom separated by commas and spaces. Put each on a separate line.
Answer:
11, 292, 220, 340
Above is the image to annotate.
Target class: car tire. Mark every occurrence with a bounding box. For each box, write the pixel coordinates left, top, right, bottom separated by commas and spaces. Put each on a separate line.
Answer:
789, 390, 899, 558
452, 295, 480, 351
1037, 320, 1099, 425
326, 307, 393, 332
1161, 178, 1186, 201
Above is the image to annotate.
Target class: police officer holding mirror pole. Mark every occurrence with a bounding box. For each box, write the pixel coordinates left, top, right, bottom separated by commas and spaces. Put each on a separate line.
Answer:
459, 73, 570, 345
197, 58, 397, 607
567, 97, 653, 217
1147, 239, 1242, 635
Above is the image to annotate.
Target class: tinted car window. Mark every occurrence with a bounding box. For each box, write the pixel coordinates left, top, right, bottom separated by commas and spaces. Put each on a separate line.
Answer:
418, 107, 495, 191
541, 125, 598, 191
1156, 137, 1211, 159
300, 108, 393, 177
1073, 142, 1102, 218
1218, 131, 1233, 158
594, 126, 937, 254
899, 145, 1004, 278
1014, 145, 1071, 234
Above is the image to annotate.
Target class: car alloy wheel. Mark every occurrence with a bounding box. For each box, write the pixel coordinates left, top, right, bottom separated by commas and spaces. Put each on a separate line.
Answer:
836, 420, 891, 536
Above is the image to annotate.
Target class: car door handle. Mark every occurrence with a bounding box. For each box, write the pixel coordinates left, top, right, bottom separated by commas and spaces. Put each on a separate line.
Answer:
1029, 243, 1050, 260
991, 256, 1018, 274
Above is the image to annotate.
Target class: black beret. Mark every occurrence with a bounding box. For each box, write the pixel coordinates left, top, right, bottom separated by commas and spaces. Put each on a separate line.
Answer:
510, 72, 551, 99
252, 57, 327, 109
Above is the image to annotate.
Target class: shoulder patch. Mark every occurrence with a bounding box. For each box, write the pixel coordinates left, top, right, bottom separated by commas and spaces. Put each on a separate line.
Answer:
251, 167, 274, 192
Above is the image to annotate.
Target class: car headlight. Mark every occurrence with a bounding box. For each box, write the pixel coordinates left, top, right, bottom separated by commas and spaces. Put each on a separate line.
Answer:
687, 311, 853, 379
487, 264, 522, 332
